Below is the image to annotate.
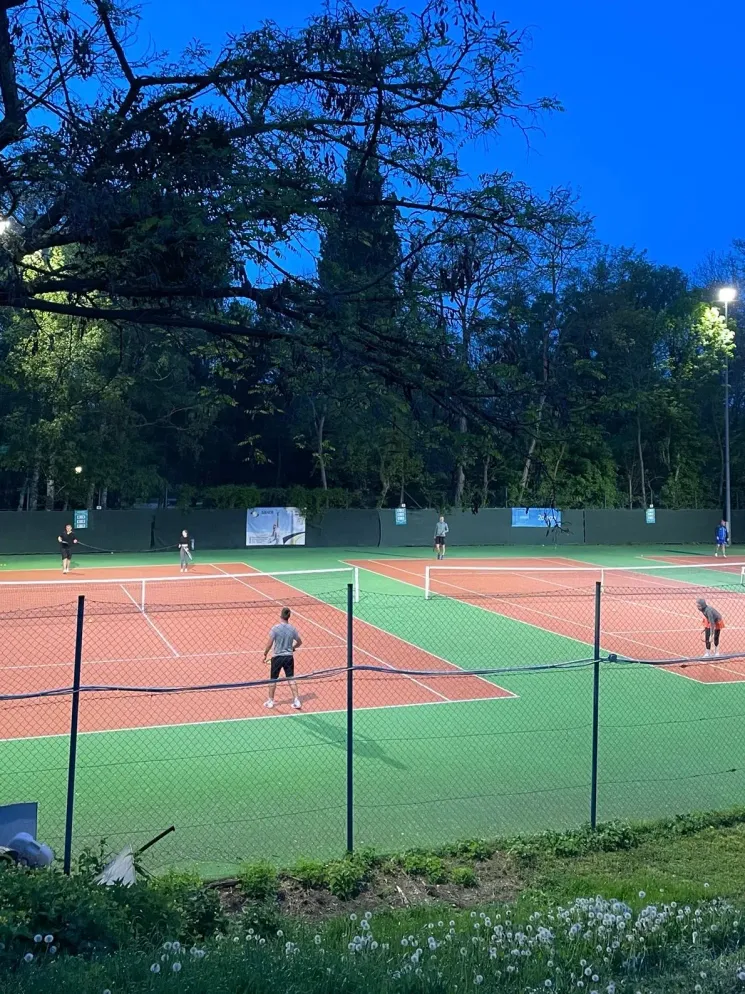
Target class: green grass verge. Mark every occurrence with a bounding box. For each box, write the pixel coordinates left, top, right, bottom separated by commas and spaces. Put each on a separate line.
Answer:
7, 809, 745, 993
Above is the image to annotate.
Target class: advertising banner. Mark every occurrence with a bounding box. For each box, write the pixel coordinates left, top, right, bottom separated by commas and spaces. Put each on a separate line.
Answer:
246, 507, 306, 546
511, 507, 562, 528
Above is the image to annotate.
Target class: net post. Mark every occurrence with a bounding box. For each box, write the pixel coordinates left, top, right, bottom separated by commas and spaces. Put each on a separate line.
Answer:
353, 567, 360, 604
590, 580, 601, 831
425, 566, 431, 600
346, 583, 354, 853
140, 579, 146, 613
600, 568, 604, 592
63, 595, 85, 875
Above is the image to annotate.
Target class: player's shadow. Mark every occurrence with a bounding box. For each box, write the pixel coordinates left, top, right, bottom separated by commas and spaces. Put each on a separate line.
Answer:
296, 714, 408, 771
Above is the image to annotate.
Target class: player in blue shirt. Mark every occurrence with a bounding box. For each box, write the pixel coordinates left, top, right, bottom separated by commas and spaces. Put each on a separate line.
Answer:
715, 520, 729, 558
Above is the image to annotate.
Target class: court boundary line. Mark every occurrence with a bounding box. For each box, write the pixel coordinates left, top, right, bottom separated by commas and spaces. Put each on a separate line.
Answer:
349, 558, 745, 686
120, 584, 180, 657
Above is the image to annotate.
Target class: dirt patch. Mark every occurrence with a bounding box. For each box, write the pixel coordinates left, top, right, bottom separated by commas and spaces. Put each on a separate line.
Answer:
216, 851, 524, 922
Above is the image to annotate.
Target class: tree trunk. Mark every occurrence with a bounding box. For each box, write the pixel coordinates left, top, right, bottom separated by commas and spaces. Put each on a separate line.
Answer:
28, 462, 40, 510
378, 453, 390, 507
628, 468, 634, 509
316, 413, 327, 490
636, 417, 647, 506
481, 455, 491, 508
101, 487, 108, 510
519, 393, 547, 501
86, 481, 96, 510
17, 478, 27, 511
399, 462, 405, 506
45, 475, 55, 510
454, 415, 467, 507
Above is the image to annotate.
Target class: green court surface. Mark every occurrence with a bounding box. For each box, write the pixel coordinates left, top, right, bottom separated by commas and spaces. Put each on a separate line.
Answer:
2, 544, 745, 877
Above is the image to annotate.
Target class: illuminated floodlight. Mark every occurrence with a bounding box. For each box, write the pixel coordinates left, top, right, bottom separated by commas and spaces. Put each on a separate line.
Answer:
718, 287, 737, 305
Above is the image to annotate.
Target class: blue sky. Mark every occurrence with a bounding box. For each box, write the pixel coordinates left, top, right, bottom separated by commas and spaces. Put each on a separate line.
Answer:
136, 0, 744, 274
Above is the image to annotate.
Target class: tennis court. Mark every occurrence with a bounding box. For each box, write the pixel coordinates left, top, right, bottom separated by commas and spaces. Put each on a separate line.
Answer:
2, 547, 745, 875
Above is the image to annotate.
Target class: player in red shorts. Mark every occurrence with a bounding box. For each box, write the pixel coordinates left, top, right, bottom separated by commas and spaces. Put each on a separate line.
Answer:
696, 598, 724, 657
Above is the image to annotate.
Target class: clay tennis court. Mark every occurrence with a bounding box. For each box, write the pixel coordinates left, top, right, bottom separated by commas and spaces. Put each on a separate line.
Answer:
0, 562, 510, 740
348, 555, 745, 683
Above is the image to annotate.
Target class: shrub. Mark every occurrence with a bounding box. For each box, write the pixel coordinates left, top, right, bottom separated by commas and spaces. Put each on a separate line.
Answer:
324, 859, 367, 900
237, 862, 278, 902
450, 865, 477, 887
291, 858, 327, 890
0, 863, 185, 966
400, 852, 449, 884
148, 871, 224, 938
446, 838, 493, 862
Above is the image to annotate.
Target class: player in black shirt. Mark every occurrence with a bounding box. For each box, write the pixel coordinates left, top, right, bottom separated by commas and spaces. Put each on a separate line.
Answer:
57, 524, 78, 574
178, 530, 192, 573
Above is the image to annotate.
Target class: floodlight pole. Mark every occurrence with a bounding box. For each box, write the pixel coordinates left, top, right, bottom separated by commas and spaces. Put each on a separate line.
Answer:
724, 297, 732, 544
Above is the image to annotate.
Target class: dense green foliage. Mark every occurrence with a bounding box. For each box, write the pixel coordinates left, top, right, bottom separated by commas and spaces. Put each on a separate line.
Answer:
0, 2, 742, 512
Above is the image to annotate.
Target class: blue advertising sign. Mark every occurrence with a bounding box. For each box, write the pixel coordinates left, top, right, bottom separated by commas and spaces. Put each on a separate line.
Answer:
73, 509, 88, 529
395, 507, 407, 525
645, 507, 656, 524
511, 507, 561, 528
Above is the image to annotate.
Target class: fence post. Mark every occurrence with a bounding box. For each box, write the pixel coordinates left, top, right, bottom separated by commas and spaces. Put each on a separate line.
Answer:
63, 595, 85, 875
346, 583, 354, 853
590, 580, 601, 830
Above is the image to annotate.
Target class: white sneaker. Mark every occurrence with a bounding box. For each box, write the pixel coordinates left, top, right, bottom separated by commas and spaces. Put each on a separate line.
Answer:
264, 699, 275, 709
704, 651, 711, 658
714, 649, 720, 657
292, 698, 302, 709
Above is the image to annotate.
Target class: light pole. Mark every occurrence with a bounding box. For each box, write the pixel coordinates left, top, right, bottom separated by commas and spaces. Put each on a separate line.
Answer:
718, 287, 737, 544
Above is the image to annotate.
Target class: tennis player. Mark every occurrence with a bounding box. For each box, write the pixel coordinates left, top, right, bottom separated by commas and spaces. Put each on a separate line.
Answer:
715, 520, 729, 558
57, 524, 78, 574
178, 529, 192, 573
262, 607, 303, 709
434, 515, 449, 560
697, 598, 724, 657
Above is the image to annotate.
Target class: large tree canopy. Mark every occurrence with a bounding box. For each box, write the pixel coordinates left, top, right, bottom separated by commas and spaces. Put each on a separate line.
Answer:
0, 0, 582, 423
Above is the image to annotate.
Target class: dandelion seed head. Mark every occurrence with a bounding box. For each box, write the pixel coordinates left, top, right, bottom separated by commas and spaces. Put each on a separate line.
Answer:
150, 964, 160, 974
24, 953, 33, 963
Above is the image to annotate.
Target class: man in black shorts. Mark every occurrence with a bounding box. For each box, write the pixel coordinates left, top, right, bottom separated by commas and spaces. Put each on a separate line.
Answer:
57, 524, 78, 574
262, 606, 303, 709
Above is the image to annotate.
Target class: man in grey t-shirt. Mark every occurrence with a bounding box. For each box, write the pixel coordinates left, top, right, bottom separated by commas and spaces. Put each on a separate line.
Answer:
434, 515, 449, 560
262, 606, 303, 709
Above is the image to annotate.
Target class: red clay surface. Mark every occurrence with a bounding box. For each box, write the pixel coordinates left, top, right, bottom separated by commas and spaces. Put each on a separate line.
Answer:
0, 563, 511, 741
348, 556, 745, 685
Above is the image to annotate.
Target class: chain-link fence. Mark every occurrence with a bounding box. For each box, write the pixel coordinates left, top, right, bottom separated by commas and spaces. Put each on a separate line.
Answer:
2, 574, 745, 876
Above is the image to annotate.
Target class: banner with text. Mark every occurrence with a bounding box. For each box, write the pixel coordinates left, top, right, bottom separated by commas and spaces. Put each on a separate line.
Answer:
246, 507, 306, 546
511, 507, 562, 528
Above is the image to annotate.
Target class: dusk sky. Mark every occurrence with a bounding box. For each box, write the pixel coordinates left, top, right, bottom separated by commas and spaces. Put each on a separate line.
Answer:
139, 0, 744, 275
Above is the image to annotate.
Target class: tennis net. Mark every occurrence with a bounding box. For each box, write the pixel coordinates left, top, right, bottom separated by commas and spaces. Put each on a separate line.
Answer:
0, 567, 360, 621
424, 561, 745, 599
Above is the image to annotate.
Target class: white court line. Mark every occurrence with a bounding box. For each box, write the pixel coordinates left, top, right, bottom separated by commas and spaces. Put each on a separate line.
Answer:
120, 584, 180, 657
